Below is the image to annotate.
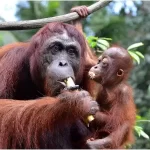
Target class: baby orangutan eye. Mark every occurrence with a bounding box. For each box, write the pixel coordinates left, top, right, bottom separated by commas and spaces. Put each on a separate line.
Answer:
98, 56, 102, 64
102, 58, 108, 67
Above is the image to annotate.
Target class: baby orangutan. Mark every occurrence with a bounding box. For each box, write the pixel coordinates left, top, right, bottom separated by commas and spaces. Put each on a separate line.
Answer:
88, 46, 136, 149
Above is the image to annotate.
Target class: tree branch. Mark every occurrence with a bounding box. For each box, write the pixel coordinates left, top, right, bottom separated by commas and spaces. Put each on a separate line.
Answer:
0, 0, 112, 30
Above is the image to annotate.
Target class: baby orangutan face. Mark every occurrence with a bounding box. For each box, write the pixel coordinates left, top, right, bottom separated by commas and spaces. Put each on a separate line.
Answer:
89, 56, 109, 84
88, 47, 133, 86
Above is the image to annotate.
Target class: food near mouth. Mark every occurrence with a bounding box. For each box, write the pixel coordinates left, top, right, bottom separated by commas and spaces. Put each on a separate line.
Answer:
88, 71, 96, 79
65, 77, 95, 125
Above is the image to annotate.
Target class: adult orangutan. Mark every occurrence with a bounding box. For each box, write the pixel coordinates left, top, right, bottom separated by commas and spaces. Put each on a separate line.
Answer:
0, 42, 27, 59
0, 22, 96, 99
0, 22, 100, 148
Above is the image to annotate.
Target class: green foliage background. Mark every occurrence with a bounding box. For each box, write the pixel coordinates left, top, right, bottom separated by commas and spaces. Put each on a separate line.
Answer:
0, 0, 150, 148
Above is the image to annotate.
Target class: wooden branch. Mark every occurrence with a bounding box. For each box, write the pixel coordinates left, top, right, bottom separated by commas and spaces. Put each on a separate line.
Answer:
0, 0, 112, 30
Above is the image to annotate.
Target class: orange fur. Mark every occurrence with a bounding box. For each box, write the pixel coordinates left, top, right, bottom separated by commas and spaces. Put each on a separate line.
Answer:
0, 42, 28, 59
0, 22, 98, 148
87, 47, 136, 149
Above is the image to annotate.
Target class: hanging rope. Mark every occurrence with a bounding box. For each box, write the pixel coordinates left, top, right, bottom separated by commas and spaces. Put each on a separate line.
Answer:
0, 0, 112, 30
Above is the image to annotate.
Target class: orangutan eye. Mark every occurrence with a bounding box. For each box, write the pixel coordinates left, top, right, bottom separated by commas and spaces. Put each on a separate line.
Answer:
98, 59, 101, 64
51, 43, 63, 54
102, 62, 108, 67
102, 58, 108, 67
67, 46, 78, 57
54, 45, 59, 52
98, 56, 102, 64
68, 48, 75, 56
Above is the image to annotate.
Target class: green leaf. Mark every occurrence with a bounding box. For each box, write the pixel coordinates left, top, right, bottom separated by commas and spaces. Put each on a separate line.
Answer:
100, 37, 112, 41
134, 126, 149, 139
128, 51, 140, 64
134, 125, 143, 131
127, 42, 144, 50
134, 126, 143, 137
140, 130, 149, 139
96, 49, 103, 53
97, 43, 108, 51
91, 42, 97, 48
136, 115, 142, 120
135, 51, 145, 59
87, 36, 98, 41
97, 39, 110, 48
87, 37, 98, 46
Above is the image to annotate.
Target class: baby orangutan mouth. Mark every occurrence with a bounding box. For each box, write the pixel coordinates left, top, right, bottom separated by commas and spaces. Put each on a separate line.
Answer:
88, 71, 102, 83
88, 71, 96, 79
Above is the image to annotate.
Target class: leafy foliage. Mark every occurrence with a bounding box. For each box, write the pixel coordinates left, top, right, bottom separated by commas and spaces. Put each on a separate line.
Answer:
87, 36, 144, 65
127, 43, 144, 64
135, 115, 150, 140
87, 36, 111, 55
134, 126, 149, 139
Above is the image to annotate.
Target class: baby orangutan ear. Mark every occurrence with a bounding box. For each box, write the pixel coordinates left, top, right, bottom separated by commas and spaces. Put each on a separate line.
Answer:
117, 69, 124, 77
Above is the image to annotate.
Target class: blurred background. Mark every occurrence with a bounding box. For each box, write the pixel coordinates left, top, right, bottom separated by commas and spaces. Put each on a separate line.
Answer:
0, 0, 150, 148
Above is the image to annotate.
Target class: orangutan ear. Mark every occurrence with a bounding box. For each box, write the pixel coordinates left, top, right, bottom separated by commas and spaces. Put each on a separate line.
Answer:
117, 69, 124, 77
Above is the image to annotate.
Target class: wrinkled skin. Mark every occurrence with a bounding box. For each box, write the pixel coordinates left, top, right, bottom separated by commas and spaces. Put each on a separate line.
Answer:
40, 32, 82, 96
0, 22, 100, 148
